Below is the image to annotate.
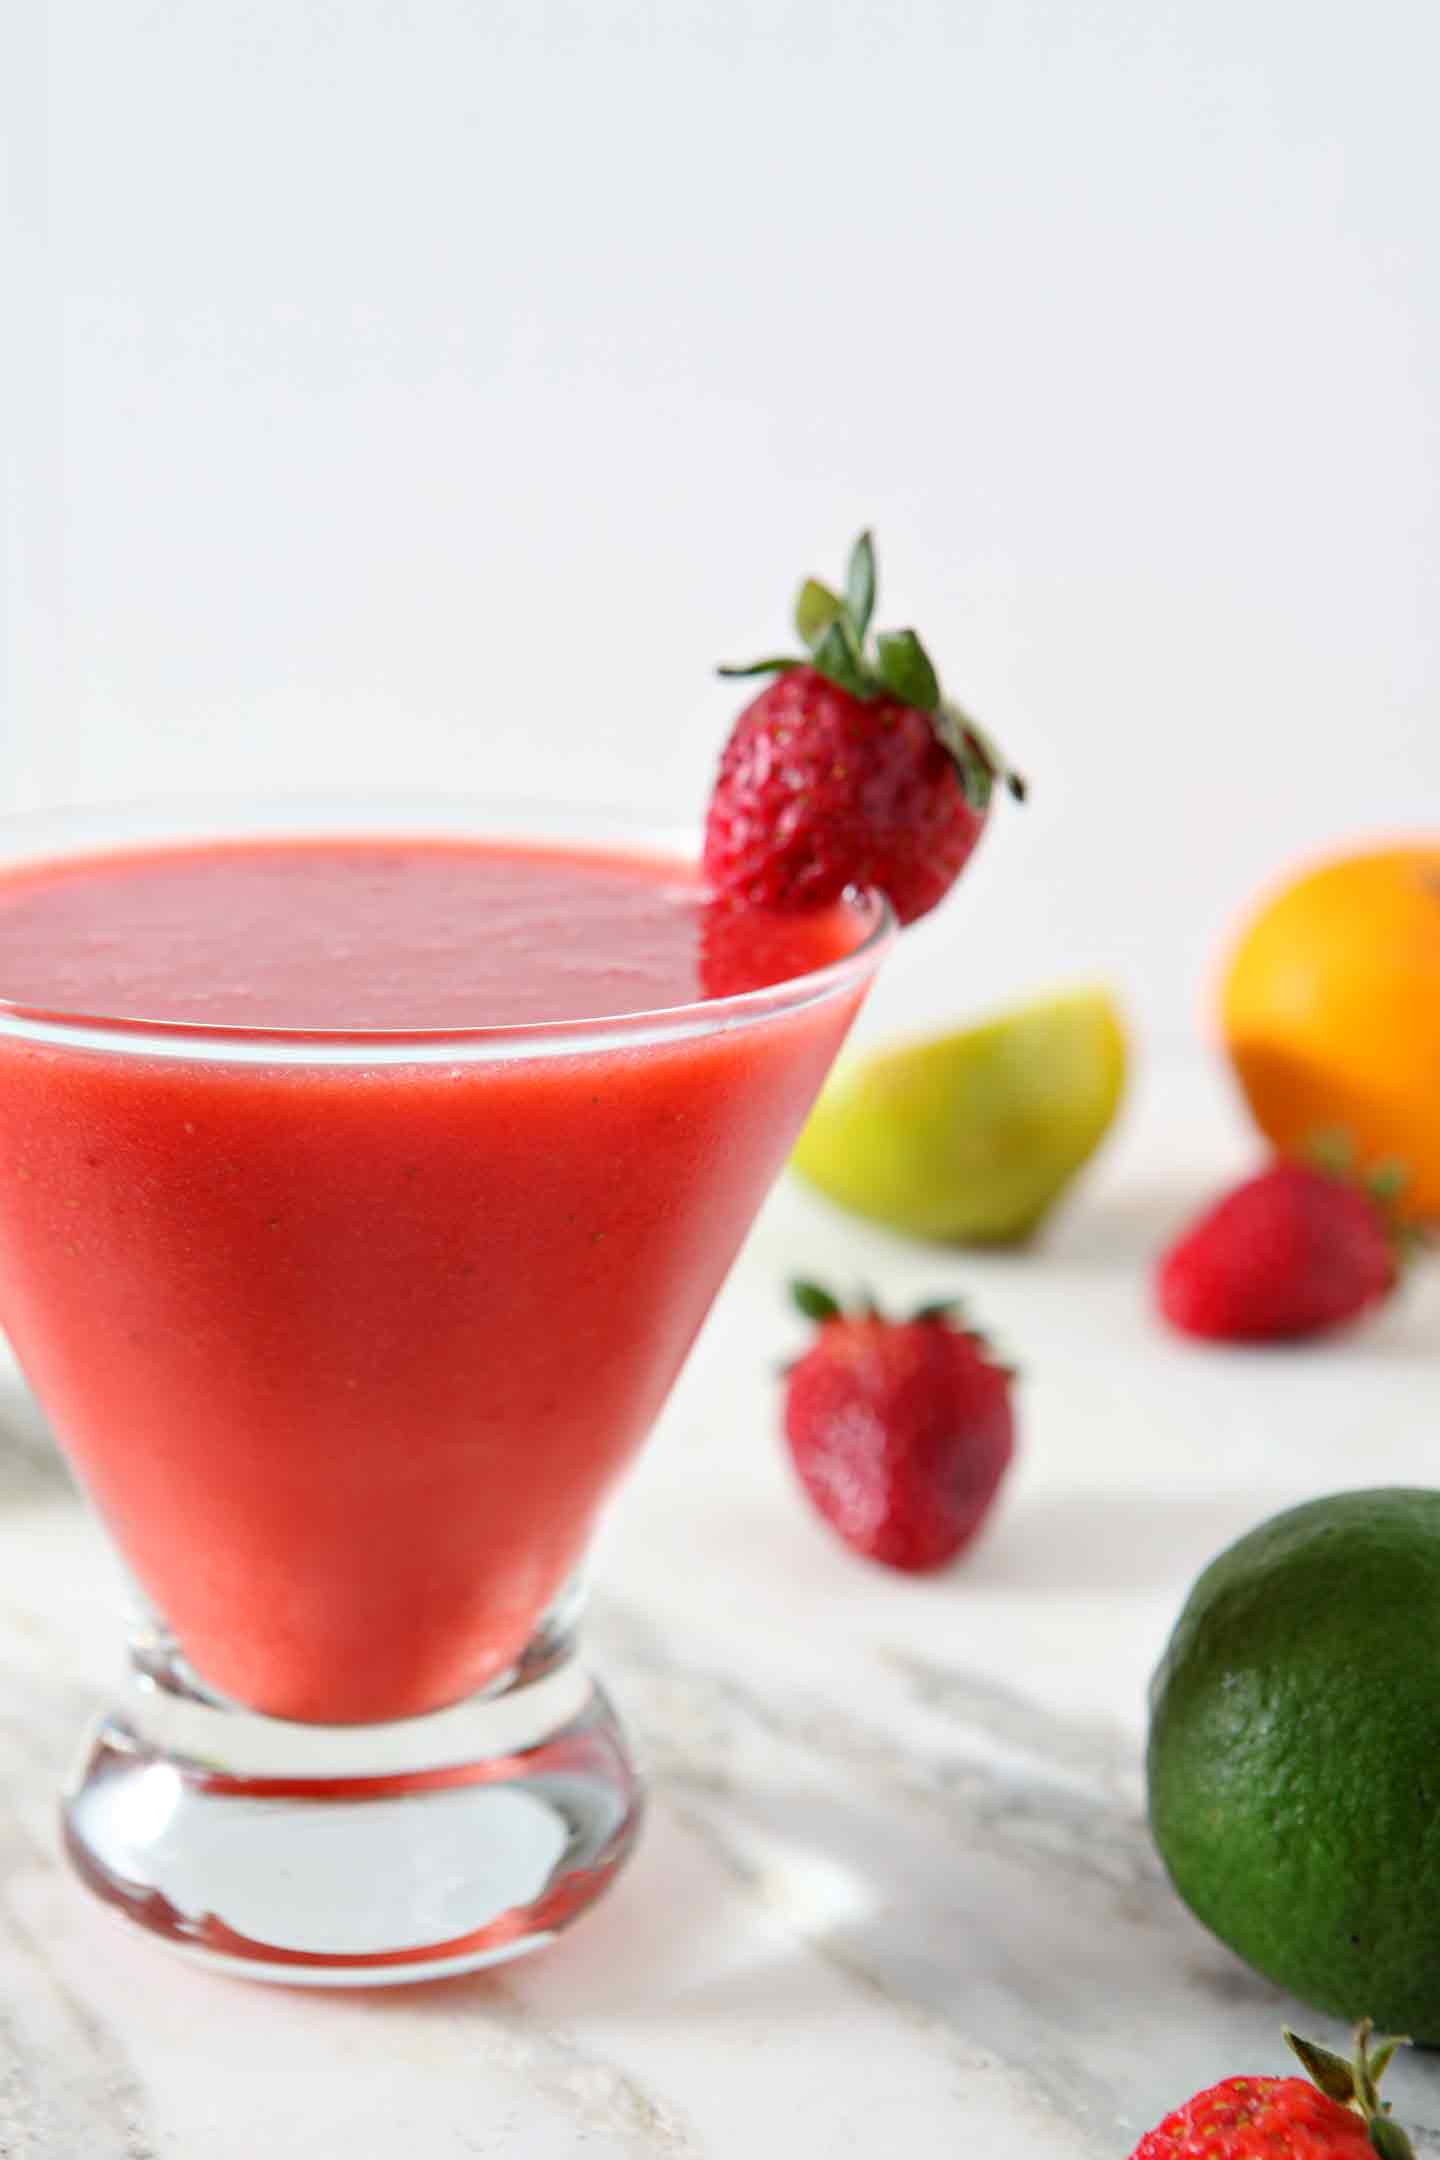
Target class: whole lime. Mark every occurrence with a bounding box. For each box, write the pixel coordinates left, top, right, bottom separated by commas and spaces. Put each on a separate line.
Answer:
1148, 1488, 1440, 2039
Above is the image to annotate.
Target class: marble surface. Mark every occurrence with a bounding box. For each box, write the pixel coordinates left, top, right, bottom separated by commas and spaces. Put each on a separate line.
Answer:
1, 1056, 1438, 2158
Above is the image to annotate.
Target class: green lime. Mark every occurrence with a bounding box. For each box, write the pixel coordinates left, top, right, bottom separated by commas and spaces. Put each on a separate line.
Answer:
1148, 1488, 1440, 2039
790, 985, 1126, 1245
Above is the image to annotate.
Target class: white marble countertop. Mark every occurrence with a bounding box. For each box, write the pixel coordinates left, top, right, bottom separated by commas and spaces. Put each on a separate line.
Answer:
2, 1056, 1438, 2158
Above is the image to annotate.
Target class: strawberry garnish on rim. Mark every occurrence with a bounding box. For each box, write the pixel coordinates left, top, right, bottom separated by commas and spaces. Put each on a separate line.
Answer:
704, 533, 1025, 927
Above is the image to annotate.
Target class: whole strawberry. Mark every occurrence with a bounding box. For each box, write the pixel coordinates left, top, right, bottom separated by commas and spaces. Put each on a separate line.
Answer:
1130, 2022, 1415, 2160
705, 533, 1024, 926
782, 1282, 1015, 1571
1156, 1155, 1404, 1343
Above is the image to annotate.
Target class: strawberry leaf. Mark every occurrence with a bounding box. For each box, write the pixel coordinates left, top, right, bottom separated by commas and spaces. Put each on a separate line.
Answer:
795, 579, 844, 649
845, 531, 877, 642
959, 706, 1028, 805
932, 704, 995, 812
911, 1299, 961, 1326
1369, 2119, 1416, 2160
1306, 1128, 1355, 1178
790, 1279, 842, 1323
810, 620, 875, 701
717, 656, 804, 679
1365, 2035, 1409, 2088
1367, 1160, 1409, 1207
1284, 2030, 1357, 2105
873, 628, 940, 712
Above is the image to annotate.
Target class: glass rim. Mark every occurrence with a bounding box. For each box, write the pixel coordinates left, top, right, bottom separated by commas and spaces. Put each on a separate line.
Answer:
0, 792, 897, 1067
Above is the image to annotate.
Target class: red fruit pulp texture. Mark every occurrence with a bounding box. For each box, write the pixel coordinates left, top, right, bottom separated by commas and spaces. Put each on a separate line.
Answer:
784, 1319, 1013, 1572
703, 666, 985, 925
0, 838, 875, 1722
1131, 2073, 1376, 2159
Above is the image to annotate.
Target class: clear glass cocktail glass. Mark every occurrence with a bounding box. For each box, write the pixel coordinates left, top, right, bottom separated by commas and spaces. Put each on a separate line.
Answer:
0, 798, 893, 1984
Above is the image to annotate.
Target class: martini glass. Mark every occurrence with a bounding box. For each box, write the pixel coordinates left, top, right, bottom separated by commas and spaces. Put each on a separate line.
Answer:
0, 798, 892, 1984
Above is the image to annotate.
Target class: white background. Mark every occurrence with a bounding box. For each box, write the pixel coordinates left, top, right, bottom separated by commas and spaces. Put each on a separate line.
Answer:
5, 0, 1439, 1050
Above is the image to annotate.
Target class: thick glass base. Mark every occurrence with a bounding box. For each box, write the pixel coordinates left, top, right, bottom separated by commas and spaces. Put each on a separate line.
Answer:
61, 1635, 642, 1986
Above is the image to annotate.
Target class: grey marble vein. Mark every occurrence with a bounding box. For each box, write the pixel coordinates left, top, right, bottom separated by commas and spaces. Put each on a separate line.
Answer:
0, 1899, 157, 2160
593, 1596, 1159, 1897
879, 1645, 1139, 1797
590, 1595, 1440, 2152
469, 1983, 703, 2157
348, 1976, 706, 2159
0, 1501, 1437, 2153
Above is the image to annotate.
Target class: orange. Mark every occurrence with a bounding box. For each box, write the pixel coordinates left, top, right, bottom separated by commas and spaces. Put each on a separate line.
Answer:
1221, 844, 1440, 1220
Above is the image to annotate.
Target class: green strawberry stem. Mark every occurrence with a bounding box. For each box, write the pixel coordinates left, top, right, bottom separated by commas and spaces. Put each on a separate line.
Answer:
1302, 1130, 1425, 1271
1283, 2021, 1415, 2158
718, 532, 1026, 814
787, 1283, 1012, 1365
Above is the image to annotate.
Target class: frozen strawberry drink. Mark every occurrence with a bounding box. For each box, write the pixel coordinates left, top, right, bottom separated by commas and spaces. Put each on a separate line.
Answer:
0, 806, 890, 1981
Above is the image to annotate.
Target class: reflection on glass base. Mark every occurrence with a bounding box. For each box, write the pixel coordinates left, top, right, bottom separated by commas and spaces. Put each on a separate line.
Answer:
61, 1634, 642, 1987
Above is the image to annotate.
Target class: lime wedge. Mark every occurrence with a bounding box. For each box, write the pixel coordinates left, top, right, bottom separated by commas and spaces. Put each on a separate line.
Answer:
791, 986, 1127, 1244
